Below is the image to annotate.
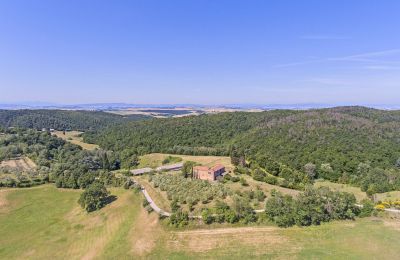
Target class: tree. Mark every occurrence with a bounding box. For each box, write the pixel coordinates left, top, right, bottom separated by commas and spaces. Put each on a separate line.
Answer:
320, 163, 333, 179
304, 163, 316, 179
128, 154, 139, 168
396, 158, 400, 169
182, 161, 196, 178
201, 208, 214, 224
78, 182, 110, 212
170, 200, 180, 212
230, 146, 240, 166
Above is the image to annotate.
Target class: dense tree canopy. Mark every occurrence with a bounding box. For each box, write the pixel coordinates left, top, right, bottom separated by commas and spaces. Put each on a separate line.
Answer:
0, 109, 150, 131
84, 106, 400, 193
265, 187, 359, 227
0, 128, 128, 188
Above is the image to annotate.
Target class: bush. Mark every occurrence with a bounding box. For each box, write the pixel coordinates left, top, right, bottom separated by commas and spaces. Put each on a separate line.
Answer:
252, 169, 266, 181
169, 210, 189, 227
201, 208, 215, 224
359, 199, 375, 217
240, 177, 248, 186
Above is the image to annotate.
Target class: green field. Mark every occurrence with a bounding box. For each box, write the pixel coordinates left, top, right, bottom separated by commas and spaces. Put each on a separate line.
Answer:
1, 185, 400, 259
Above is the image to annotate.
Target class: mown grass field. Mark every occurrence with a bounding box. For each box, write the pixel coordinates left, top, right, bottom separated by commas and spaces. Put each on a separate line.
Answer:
139, 153, 234, 171
1, 185, 400, 259
52, 131, 99, 150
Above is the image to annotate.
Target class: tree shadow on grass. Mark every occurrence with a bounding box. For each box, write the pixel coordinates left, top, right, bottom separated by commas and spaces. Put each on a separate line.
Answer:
103, 195, 117, 207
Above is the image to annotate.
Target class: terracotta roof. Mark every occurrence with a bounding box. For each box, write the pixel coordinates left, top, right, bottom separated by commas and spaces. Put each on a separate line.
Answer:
194, 164, 225, 172
211, 164, 225, 171
193, 166, 210, 171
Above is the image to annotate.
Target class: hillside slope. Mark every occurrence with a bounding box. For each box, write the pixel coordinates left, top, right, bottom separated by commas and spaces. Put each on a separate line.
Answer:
0, 109, 150, 131
84, 107, 400, 192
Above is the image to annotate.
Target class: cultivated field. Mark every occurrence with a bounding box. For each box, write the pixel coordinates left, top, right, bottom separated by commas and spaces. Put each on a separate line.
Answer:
139, 153, 234, 171
1, 185, 400, 259
107, 107, 263, 118
52, 131, 99, 150
0, 157, 36, 171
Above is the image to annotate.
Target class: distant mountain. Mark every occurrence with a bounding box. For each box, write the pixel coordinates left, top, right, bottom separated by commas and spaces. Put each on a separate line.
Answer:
1, 102, 399, 111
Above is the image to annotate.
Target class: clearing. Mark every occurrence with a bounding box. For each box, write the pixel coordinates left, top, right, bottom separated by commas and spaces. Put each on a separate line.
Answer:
52, 131, 99, 150
139, 153, 234, 171
314, 180, 368, 202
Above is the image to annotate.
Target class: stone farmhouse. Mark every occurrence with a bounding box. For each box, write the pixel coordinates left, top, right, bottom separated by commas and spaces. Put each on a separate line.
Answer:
193, 164, 225, 181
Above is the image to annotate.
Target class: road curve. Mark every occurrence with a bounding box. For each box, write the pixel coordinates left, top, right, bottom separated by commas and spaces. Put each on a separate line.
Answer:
140, 188, 171, 217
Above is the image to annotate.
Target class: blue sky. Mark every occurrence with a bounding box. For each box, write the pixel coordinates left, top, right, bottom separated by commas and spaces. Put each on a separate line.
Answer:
0, 0, 400, 105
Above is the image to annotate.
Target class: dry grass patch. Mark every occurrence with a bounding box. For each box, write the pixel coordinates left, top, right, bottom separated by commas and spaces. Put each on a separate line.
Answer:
0, 157, 36, 171
53, 131, 99, 150
167, 226, 298, 256
140, 153, 234, 171
383, 219, 400, 231
0, 189, 10, 212
130, 209, 163, 256
66, 189, 132, 259
314, 180, 367, 202
376, 191, 400, 201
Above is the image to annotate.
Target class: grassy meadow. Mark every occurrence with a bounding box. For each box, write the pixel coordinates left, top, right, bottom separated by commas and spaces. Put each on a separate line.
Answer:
139, 153, 234, 171
1, 185, 400, 259
52, 131, 99, 150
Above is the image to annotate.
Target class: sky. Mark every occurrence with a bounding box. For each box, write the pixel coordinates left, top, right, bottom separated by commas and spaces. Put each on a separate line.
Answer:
0, 0, 400, 105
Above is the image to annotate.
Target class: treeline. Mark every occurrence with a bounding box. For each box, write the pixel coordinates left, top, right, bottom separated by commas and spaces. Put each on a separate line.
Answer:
265, 187, 362, 227
84, 106, 400, 193
0, 128, 130, 188
0, 109, 150, 131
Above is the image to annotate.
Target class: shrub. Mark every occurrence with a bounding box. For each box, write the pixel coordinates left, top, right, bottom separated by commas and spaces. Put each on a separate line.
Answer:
201, 208, 215, 224
169, 210, 189, 227
359, 199, 375, 217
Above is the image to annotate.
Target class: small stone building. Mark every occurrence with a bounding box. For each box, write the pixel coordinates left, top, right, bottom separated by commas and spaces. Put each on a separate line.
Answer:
193, 164, 225, 181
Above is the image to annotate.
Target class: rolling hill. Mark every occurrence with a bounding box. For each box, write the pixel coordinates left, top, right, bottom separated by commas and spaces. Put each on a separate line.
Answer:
0, 109, 150, 131
84, 106, 400, 192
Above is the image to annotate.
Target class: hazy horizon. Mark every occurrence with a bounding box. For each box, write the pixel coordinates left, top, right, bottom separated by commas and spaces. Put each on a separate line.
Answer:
1, 1, 400, 105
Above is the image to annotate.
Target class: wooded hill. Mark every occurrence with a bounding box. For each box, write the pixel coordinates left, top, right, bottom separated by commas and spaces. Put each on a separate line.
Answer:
0, 109, 150, 131
84, 106, 400, 193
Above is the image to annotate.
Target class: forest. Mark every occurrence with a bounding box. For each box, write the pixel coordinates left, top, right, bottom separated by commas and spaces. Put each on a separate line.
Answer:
0, 127, 130, 188
84, 106, 400, 194
0, 109, 150, 131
